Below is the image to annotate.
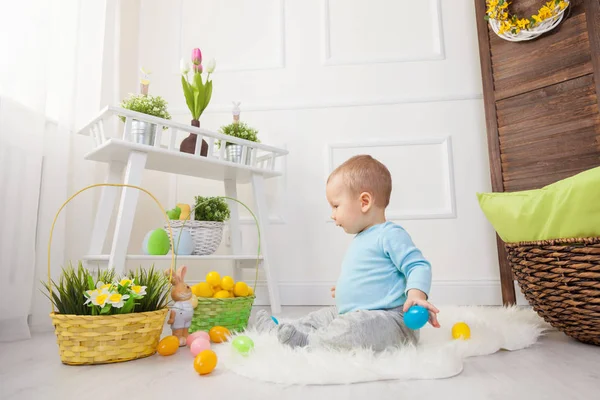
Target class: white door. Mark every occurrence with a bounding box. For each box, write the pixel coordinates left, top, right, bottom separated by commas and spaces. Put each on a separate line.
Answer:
134, 0, 505, 305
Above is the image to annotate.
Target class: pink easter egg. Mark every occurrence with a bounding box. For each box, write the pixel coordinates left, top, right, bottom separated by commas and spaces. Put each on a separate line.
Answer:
190, 338, 211, 356
186, 331, 210, 347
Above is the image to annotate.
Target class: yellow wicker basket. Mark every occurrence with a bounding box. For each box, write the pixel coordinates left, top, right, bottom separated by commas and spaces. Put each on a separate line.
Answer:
47, 184, 175, 365
50, 309, 168, 365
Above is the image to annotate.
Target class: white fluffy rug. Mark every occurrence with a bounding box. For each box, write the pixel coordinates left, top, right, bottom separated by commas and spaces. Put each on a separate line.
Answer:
214, 306, 550, 385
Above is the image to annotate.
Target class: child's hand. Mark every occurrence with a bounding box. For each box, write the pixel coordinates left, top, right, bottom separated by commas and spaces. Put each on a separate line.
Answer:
404, 289, 440, 328
330, 286, 336, 298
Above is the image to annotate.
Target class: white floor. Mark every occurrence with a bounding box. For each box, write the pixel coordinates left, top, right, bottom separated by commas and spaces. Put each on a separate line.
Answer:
1, 307, 599, 400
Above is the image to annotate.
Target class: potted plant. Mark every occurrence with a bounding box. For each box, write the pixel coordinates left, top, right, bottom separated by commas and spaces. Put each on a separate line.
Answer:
43, 263, 171, 365
217, 102, 260, 164
119, 93, 171, 146
179, 48, 216, 156
163, 196, 230, 255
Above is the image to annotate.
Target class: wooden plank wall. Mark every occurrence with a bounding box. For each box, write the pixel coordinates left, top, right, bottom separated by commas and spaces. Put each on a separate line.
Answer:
475, 0, 600, 304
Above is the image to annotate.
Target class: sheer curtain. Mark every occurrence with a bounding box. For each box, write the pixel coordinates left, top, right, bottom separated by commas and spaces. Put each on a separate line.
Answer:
0, 0, 119, 341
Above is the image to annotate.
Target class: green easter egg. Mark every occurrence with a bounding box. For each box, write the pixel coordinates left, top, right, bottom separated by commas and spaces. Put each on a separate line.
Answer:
232, 335, 254, 355
147, 229, 170, 255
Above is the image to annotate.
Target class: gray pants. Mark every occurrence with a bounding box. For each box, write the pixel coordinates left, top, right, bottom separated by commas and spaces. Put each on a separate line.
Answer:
289, 306, 419, 351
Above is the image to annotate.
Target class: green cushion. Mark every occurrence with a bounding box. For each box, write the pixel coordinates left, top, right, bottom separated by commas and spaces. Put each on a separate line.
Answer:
477, 166, 600, 243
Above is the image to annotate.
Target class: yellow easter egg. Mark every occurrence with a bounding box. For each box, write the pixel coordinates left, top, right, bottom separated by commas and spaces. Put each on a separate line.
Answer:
190, 294, 198, 309
451, 322, 471, 340
221, 276, 234, 291
213, 285, 222, 292
214, 290, 230, 299
233, 281, 249, 297
247, 286, 254, 296
177, 203, 191, 221
192, 282, 214, 298
206, 271, 221, 287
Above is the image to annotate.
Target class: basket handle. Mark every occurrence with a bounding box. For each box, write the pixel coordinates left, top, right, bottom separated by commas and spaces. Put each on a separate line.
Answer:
175, 196, 262, 293
48, 183, 176, 312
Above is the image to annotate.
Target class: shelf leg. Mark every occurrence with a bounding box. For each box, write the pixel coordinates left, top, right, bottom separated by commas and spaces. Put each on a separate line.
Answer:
87, 161, 125, 261
224, 178, 243, 283
108, 151, 147, 273
251, 173, 281, 314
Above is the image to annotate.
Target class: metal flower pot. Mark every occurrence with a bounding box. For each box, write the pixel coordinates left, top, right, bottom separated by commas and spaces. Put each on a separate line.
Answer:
226, 144, 253, 165
131, 120, 157, 146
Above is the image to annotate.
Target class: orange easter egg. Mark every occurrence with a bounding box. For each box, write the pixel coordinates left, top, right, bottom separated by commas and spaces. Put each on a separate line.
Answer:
193, 350, 217, 375
157, 335, 179, 356
209, 326, 231, 343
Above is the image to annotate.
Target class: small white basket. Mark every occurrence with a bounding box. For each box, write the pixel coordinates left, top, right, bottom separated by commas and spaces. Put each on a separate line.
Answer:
164, 220, 224, 255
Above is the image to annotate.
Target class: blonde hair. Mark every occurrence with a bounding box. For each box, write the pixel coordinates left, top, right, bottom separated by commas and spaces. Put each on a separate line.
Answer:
327, 155, 392, 207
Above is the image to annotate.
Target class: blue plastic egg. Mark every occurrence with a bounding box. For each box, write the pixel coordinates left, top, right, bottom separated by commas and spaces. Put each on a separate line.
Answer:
171, 228, 194, 255
142, 231, 151, 254
404, 305, 429, 330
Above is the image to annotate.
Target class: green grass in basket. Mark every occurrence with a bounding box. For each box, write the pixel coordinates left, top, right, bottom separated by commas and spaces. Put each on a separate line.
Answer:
127, 266, 171, 313
42, 262, 170, 315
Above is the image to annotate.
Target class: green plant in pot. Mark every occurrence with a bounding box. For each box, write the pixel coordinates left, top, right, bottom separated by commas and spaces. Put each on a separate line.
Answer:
217, 102, 260, 165
185, 196, 230, 255
119, 69, 171, 146
120, 94, 171, 146
194, 196, 231, 222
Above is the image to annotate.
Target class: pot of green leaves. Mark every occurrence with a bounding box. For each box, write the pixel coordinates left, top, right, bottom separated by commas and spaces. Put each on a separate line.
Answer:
218, 121, 259, 165
119, 93, 172, 146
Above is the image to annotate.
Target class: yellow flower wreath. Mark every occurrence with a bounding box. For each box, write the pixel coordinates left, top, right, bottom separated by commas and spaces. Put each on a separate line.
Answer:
485, 0, 569, 35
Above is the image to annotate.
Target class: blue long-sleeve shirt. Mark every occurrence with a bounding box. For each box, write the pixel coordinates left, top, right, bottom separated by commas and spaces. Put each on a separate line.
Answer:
335, 221, 432, 314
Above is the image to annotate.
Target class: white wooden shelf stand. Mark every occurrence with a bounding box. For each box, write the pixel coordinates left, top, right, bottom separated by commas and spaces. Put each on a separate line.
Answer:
76, 106, 288, 313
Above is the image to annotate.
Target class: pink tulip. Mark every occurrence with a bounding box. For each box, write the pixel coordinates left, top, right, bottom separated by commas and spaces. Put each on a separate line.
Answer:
192, 48, 202, 65
193, 64, 203, 74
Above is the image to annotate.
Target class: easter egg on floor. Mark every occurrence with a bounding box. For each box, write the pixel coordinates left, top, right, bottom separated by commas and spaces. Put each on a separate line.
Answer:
143, 229, 170, 255
403, 305, 429, 330
452, 322, 471, 340
190, 338, 211, 356
209, 326, 230, 343
187, 331, 210, 347
194, 350, 217, 375
172, 228, 194, 255
232, 336, 254, 355
157, 335, 179, 356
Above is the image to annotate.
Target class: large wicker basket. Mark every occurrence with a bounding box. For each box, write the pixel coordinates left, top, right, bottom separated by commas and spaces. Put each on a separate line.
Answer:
164, 220, 224, 255
506, 237, 600, 345
50, 309, 168, 365
189, 295, 256, 334
47, 183, 176, 365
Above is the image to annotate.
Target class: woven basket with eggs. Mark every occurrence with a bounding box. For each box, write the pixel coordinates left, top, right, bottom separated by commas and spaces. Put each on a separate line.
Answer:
189, 272, 256, 333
